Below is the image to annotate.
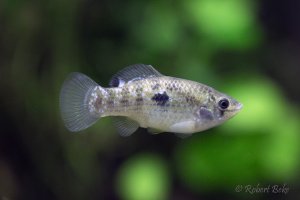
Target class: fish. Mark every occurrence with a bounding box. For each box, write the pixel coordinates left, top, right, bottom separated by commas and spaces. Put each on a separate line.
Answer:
59, 64, 242, 138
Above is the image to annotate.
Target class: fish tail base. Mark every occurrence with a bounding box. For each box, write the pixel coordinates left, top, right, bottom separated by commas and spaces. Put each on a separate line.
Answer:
60, 72, 101, 132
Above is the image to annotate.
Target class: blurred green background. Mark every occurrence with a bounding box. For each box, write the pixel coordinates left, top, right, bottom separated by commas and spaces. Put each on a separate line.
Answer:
1, 0, 300, 199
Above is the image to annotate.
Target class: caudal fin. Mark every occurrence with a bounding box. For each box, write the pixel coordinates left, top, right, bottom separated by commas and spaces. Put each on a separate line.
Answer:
59, 72, 100, 132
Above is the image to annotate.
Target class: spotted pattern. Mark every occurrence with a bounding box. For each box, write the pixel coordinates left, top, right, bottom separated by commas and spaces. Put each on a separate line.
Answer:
185, 95, 197, 105
94, 97, 102, 110
120, 99, 129, 106
151, 91, 169, 106
136, 97, 144, 105
152, 83, 160, 90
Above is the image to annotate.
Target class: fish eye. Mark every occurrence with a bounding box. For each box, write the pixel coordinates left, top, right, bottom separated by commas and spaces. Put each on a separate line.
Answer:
218, 98, 229, 110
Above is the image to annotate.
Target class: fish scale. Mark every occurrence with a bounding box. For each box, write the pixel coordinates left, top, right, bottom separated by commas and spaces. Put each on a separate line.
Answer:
60, 64, 242, 137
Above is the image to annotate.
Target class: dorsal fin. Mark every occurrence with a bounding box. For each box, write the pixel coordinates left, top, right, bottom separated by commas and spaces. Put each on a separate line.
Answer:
109, 64, 163, 87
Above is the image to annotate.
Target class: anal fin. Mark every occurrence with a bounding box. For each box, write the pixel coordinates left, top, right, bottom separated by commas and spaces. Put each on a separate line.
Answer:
113, 117, 139, 137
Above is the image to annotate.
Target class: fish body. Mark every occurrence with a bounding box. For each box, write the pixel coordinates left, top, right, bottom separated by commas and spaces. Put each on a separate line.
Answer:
60, 64, 242, 137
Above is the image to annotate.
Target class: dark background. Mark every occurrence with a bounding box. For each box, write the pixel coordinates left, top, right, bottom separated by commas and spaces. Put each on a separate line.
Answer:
1, 0, 300, 199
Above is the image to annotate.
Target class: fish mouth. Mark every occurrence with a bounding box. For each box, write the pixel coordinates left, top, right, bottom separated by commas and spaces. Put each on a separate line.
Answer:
235, 102, 243, 111
226, 102, 243, 113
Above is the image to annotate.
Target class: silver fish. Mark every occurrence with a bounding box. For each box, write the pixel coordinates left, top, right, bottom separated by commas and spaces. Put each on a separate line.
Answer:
60, 64, 242, 138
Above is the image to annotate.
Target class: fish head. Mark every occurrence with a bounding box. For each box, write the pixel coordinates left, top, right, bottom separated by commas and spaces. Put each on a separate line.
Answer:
194, 89, 243, 132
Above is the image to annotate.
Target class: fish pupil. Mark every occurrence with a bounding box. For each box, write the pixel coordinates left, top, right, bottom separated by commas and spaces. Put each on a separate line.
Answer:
218, 98, 229, 110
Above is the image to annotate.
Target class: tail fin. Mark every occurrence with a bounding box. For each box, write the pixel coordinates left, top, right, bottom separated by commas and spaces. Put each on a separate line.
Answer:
59, 72, 100, 132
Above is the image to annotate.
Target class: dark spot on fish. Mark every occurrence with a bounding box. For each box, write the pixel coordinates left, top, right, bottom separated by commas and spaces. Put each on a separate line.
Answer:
151, 91, 169, 106
120, 99, 129, 105
121, 87, 130, 96
95, 97, 102, 110
171, 83, 179, 91
135, 87, 143, 93
107, 90, 114, 96
152, 83, 160, 90
136, 97, 143, 105
107, 100, 114, 106
135, 87, 143, 97
185, 96, 197, 104
166, 84, 173, 91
